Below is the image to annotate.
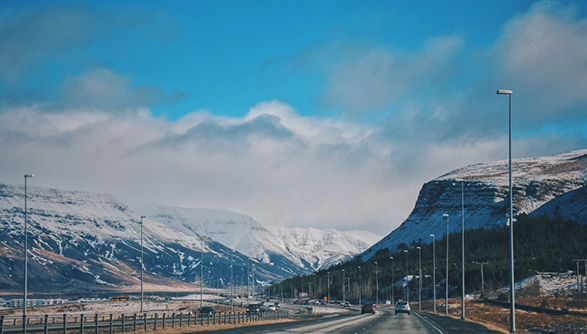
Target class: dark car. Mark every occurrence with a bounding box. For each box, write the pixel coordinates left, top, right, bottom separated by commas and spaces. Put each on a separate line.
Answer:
198, 306, 215, 316
246, 304, 260, 314
361, 303, 376, 314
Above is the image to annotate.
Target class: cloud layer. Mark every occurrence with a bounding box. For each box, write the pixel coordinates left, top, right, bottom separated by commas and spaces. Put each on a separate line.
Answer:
1, 1, 587, 235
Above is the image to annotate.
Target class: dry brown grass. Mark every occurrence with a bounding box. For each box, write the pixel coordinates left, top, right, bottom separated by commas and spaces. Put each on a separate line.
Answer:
420, 298, 587, 334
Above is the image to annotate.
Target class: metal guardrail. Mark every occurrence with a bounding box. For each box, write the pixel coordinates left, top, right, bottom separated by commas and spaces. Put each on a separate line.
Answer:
0, 310, 289, 334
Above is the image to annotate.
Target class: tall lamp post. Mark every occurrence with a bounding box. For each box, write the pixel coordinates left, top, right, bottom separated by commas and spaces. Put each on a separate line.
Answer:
23, 174, 34, 334
140, 215, 147, 313
342, 269, 345, 304
390, 257, 395, 305
443, 213, 450, 316
416, 247, 422, 311
430, 234, 436, 313
327, 272, 331, 304
358, 266, 362, 308
497, 88, 515, 333
230, 250, 234, 314
374, 262, 379, 306
200, 235, 204, 308
404, 249, 409, 303
460, 180, 466, 320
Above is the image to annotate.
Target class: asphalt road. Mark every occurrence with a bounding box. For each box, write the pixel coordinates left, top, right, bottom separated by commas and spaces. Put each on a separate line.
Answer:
209, 308, 503, 334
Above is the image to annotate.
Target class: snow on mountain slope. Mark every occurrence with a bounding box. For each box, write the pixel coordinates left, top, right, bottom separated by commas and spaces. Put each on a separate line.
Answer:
267, 226, 381, 270
0, 183, 281, 292
361, 149, 587, 260
132, 204, 380, 273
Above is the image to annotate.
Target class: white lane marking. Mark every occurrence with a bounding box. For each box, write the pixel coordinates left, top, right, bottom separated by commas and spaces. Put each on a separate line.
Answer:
414, 312, 446, 334
265, 313, 381, 333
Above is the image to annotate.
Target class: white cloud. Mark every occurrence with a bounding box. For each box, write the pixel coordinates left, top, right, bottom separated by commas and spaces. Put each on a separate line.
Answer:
493, 1, 587, 122
320, 35, 463, 115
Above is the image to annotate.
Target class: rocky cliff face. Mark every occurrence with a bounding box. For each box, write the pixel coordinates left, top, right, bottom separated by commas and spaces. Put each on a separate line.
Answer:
361, 150, 587, 260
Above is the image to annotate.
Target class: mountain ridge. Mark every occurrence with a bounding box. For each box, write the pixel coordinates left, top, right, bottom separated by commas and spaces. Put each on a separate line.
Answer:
360, 149, 587, 260
0, 182, 378, 293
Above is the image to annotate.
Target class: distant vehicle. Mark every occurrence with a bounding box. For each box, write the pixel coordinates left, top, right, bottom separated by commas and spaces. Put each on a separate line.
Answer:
361, 303, 376, 314
340, 301, 351, 307
246, 304, 260, 314
274, 302, 280, 307
198, 306, 215, 316
268, 305, 277, 311
395, 301, 411, 315
320, 300, 327, 305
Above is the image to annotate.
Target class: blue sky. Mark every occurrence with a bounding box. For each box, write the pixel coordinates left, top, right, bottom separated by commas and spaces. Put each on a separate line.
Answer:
1, 1, 587, 234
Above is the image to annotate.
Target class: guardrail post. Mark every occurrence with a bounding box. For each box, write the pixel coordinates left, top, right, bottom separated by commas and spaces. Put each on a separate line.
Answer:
206, 314, 210, 326
121, 314, 125, 333
0, 314, 4, 334
179, 313, 182, 328
80, 314, 84, 334
132, 314, 136, 332
187, 313, 191, 327
143, 313, 147, 332
109, 314, 113, 334
44, 315, 49, 334
171, 313, 175, 329
62, 314, 66, 334
94, 314, 98, 334
162, 313, 165, 330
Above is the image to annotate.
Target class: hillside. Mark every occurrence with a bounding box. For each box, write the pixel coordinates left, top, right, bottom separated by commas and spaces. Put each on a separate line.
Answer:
361, 149, 587, 260
0, 182, 378, 293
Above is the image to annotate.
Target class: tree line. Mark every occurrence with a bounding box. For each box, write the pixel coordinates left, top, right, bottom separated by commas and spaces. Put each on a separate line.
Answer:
267, 213, 587, 302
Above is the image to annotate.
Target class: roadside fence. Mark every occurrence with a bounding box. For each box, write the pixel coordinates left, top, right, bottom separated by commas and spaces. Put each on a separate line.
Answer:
0, 310, 289, 334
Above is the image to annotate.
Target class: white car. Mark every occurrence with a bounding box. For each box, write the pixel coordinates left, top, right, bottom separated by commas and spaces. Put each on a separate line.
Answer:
395, 301, 411, 315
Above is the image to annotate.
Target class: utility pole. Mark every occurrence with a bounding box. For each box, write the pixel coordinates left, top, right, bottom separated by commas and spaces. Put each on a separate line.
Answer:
473, 261, 488, 297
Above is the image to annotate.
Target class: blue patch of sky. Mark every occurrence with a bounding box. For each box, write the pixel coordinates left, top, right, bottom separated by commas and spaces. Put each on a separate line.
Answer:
3, 0, 585, 121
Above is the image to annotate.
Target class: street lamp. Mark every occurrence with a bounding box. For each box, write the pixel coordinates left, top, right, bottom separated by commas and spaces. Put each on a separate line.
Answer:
390, 257, 395, 305
443, 213, 449, 316
374, 262, 379, 306
358, 266, 362, 308
416, 247, 422, 311
231, 250, 234, 314
200, 235, 204, 308
497, 88, 515, 333
430, 234, 436, 314
140, 215, 147, 313
327, 272, 331, 305
404, 249, 409, 303
342, 269, 345, 304
23, 174, 34, 334
252, 264, 256, 299
460, 180, 466, 320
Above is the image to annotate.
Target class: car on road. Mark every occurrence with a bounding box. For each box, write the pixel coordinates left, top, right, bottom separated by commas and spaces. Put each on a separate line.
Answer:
395, 301, 411, 315
361, 303, 376, 314
340, 301, 351, 307
198, 306, 215, 316
246, 304, 261, 314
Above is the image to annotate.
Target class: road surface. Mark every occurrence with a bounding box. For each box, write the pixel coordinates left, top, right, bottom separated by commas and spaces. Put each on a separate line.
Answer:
209, 307, 502, 334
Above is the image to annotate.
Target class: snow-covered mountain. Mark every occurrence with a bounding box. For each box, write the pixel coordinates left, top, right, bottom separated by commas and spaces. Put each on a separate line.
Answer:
267, 226, 380, 270
361, 149, 587, 260
0, 183, 287, 293
135, 204, 380, 273
0, 182, 379, 293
